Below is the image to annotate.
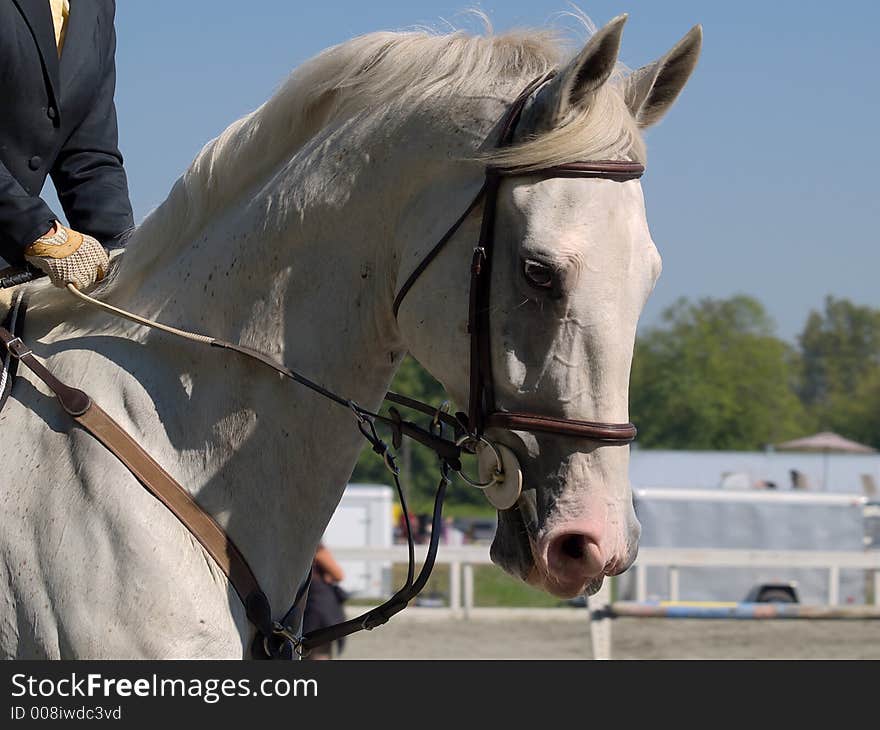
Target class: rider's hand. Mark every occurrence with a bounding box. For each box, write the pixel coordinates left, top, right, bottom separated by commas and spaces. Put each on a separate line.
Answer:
24, 222, 110, 290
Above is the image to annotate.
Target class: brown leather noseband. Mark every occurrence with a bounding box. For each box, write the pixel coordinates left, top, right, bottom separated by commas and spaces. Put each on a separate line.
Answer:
393, 74, 643, 444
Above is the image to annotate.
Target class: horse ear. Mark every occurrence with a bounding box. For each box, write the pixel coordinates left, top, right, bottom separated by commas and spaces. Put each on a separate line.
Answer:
624, 25, 702, 129
532, 14, 628, 125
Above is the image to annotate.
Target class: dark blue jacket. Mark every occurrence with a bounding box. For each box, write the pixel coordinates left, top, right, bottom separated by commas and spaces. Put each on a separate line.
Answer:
0, 0, 133, 265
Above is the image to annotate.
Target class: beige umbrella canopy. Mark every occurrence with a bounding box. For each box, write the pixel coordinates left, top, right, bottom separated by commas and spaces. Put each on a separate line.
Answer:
775, 431, 877, 454
775, 431, 877, 491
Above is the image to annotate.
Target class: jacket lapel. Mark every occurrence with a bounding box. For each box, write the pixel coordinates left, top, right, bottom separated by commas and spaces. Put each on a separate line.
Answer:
11, 0, 62, 109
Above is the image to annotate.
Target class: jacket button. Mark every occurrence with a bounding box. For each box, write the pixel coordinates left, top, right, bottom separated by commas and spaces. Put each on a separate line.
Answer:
47, 106, 57, 120
28, 156, 42, 170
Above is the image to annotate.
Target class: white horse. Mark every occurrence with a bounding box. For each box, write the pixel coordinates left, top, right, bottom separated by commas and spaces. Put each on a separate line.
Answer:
0, 15, 700, 658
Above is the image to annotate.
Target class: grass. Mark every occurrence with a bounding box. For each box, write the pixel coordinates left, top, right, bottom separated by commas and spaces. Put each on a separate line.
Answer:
348, 561, 566, 609
470, 564, 562, 608
398, 499, 497, 519
437, 502, 497, 519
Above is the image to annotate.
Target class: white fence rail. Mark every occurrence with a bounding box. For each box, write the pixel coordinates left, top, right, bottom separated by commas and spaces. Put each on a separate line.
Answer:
329, 545, 880, 611
632, 548, 880, 605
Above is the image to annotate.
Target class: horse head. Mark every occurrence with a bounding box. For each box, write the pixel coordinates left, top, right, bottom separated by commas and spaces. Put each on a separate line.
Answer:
397, 16, 702, 598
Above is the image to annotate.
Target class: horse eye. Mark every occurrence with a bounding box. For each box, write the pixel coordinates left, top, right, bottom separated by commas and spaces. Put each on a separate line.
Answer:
522, 260, 554, 289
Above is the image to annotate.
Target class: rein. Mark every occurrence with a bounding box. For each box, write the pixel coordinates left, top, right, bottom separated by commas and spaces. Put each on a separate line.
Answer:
0, 71, 644, 659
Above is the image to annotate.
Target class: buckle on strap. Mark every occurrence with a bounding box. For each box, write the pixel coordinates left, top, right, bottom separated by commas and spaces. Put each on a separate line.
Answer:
3, 337, 31, 360
470, 246, 486, 275
362, 610, 390, 631
262, 622, 304, 659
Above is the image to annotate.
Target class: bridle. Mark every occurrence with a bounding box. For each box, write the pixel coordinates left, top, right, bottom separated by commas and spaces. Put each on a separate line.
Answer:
0, 72, 644, 659
393, 72, 642, 448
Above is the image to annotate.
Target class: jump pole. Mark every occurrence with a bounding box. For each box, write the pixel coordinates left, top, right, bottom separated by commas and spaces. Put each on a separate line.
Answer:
609, 601, 880, 620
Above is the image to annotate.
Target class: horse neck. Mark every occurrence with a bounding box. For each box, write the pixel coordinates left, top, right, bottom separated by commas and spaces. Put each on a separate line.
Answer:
86, 109, 477, 610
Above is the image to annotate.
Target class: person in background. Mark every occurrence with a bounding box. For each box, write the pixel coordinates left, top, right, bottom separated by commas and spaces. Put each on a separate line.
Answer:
753, 479, 777, 490
417, 513, 432, 544
394, 509, 419, 544
302, 542, 347, 660
0, 1, 133, 289
442, 516, 465, 546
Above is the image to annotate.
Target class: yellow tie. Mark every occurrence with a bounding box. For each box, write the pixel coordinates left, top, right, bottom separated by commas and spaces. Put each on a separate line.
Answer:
49, 0, 69, 55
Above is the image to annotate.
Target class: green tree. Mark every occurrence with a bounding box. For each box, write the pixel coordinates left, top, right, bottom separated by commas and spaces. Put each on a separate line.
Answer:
798, 296, 880, 447
630, 295, 811, 449
825, 369, 880, 448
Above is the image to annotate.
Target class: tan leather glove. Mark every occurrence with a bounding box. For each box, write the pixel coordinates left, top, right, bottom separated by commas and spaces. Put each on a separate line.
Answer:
24, 222, 110, 290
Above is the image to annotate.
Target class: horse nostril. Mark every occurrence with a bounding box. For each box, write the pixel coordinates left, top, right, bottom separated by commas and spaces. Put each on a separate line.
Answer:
545, 531, 605, 579
560, 534, 586, 560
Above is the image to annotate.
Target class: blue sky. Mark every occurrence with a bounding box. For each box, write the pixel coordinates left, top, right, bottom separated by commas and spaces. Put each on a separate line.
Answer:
40, 1, 880, 342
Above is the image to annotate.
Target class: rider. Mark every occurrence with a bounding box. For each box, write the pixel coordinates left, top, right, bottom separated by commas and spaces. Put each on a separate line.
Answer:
0, 1, 133, 290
